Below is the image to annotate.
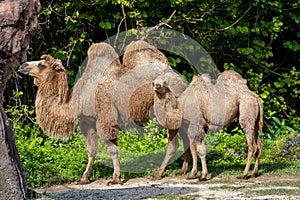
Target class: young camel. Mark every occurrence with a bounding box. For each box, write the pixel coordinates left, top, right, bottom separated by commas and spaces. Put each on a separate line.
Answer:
20, 41, 189, 184
153, 70, 264, 181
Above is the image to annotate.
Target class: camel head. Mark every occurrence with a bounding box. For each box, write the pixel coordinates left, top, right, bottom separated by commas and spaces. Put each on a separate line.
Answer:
20, 54, 65, 86
152, 78, 170, 97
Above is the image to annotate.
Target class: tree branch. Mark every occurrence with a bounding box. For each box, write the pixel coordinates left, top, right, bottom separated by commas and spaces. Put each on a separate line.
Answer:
200, 4, 252, 36
114, 4, 127, 51
216, 4, 252, 32
140, 10, 176, 40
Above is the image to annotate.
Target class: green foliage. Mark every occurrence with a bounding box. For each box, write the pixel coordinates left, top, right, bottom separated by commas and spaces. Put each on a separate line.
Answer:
263, 116, 296, 139
206, 129, 248, 167
15, 124, 88, 188
118, 118, 168, 153
4, 0, 300, 188
10, 0, 297, 134
13, 117, 170, 188
12, 117, 299, 188
262, 132, 298, 162
5, 89, 35, 126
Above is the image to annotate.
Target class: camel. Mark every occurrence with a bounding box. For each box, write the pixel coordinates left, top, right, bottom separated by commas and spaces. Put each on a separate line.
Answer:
152, 70, 264, 181
19, 41, 190, 184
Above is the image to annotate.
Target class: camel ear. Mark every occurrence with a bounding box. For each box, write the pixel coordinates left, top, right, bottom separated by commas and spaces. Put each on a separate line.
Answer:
163, 80, 169, 87
41, 54, 64, 72
41, 54, 54, 61
52, 61, 65, 72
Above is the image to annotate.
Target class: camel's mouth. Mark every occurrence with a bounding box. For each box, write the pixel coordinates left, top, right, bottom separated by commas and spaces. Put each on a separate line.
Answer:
153, 84, 164, 93
19, 62, 32, 74
19, 60, 42, 75
154, 84, 162, 90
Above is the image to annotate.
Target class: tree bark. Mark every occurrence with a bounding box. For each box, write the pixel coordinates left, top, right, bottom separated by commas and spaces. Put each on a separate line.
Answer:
0, 0, 40, 199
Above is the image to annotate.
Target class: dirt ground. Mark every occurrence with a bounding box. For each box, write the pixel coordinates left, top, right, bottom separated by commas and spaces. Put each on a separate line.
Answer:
32, 175, 300, 199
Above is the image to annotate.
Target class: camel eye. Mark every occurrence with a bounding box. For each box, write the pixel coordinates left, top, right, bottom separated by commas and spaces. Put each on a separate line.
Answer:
38, 63, 46, 69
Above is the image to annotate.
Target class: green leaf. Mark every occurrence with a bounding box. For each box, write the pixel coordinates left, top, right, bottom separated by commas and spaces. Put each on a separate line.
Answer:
272, 116, 282, 126
283, 40, 300, 51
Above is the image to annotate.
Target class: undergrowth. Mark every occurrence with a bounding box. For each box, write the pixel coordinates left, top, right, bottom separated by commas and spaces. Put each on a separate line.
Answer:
12, 118, 299, 188
8, 104, 300, 188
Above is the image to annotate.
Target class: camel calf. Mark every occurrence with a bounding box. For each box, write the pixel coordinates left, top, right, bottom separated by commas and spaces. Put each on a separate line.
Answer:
153, 70, 264, 181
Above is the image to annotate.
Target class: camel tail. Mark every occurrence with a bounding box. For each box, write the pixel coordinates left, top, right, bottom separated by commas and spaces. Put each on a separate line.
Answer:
258, 98, 264, 133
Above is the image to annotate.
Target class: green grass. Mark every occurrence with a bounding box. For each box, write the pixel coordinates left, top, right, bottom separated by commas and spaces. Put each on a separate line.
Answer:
208, 178, 300, 197
152, 175, 300, 199
13, 121, 300, 188
246, 188, 300, 197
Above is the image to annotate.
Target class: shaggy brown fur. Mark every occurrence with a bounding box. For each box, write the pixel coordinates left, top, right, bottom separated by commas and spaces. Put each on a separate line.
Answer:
20, 43, 122, 185
95, 41, 190, 181
153, 70, 264, 181
21, 54, 75, 139
95, 63, 121, 140
153, 77, 182, 130
128, 83, 155, 125
20, 41, 190, 185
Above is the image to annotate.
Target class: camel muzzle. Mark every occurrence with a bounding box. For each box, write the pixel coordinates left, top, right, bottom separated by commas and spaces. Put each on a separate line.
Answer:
154, 84, 161, 90
19, 62, 31, 74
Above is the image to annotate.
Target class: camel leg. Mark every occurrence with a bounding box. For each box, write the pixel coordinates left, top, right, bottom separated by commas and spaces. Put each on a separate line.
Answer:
187, 141, 198, 179
238, 121, 255, 179
238, 100, 261, 179
177, 120, 191, 175
150, 129, 179, 180
250, 136, 263, 178
197, 138, 208, 181
179, 130, 191, 175
181, 148, 191, 175
239, 138, 254, 179
106, 139, 122, 185
76, 126, 99, 185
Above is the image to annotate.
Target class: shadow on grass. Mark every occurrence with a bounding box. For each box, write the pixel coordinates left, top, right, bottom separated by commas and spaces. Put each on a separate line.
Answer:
94, 148, 185, 176
89, 153, 299, 182
31, 185, 199, 200
206, 161, 299, 179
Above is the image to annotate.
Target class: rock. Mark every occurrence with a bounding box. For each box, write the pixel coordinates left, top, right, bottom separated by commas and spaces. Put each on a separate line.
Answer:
282, 134, 300, 160
0, 0, 40, 199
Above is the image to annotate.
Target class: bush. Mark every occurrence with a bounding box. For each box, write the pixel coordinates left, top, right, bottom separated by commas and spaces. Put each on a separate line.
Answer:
206, 129, 248, 167
13, 120, 299, 188
14, 118, 170, 188
15, 123, 88, 188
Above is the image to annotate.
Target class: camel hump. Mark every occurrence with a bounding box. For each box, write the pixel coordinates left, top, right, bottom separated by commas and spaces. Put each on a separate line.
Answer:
84, 42, 121, 78
217, 70, 247, 85
190, 74, 212, 87
124, 40, 155, 52
122, 40, 169, 71
88, 42, 119, 60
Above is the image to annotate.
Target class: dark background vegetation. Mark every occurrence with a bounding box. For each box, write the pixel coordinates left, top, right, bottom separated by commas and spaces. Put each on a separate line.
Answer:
3, 0, 299, 188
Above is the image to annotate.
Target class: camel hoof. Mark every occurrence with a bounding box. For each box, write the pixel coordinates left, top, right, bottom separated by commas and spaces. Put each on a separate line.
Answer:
237, 175, 249, 180
106, 179, 123, 186
199, 177, 208, 182
148, 174, 162, 181
186, 174, 198, 180
250, 173, 258, 179
75, 179, 90, 185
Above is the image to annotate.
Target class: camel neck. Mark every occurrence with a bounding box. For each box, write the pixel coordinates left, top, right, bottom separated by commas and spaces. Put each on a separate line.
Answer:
35, 74, 75, 139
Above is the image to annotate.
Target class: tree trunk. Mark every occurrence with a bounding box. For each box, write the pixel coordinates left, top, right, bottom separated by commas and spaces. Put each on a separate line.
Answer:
0, 0, 40, 199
